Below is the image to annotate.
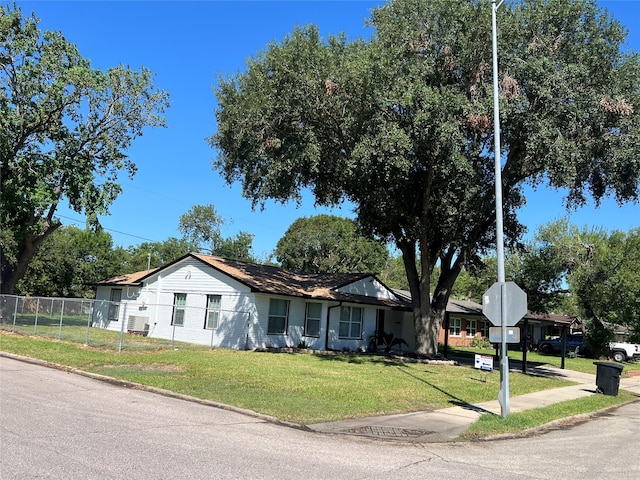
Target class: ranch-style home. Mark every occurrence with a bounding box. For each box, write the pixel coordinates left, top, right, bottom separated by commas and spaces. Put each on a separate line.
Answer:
92, 252, 576, 353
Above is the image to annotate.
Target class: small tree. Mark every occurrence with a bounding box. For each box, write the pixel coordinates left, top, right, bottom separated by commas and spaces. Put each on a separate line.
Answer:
515, 220, 640, 351
178, 204, 255, 262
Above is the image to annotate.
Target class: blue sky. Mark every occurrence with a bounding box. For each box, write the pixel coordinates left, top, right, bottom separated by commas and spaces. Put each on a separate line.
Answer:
17, 0, 640, 259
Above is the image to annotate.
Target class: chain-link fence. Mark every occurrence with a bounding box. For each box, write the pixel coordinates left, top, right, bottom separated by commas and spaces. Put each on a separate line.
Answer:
0, 294, 176, 351
0, 294, 254, 351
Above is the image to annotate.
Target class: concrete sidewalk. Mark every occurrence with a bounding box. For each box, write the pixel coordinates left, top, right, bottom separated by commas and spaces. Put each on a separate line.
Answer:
308, 364, 640, 443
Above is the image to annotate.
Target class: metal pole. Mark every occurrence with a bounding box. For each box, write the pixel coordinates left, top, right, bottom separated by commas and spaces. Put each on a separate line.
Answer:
34, 297, 40, 334
492, 0, 510, 417
85, 302, 92, 346
119, 303, 126, 352
12, 295, 18, 332
58, 299, 65, 340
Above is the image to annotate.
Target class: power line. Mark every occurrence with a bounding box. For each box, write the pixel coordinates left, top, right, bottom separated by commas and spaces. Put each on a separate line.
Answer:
56, 215, 162, 243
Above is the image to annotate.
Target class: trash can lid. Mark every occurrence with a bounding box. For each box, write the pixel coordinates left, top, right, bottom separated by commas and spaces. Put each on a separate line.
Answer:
593, 361, 624, 371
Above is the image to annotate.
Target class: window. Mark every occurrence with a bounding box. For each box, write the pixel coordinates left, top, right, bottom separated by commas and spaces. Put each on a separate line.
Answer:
205, 295, 221, 329
172, 293, 187, 326
449, 318, 461, 337
481, 320, 490, 338
466, 319, 477, 337
304, 302, 322, 337
268, 298, 289, 334
108, 289, 121, 322
339, 306, 362, 339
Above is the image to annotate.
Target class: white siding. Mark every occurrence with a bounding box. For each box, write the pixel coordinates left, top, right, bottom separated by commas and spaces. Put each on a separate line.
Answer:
93, 256, 415, 352
337, 276, 397, 300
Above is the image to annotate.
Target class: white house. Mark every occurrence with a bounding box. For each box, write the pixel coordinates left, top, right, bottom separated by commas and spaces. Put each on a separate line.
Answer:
93, 252, 577, 354
93, 252, 415, 352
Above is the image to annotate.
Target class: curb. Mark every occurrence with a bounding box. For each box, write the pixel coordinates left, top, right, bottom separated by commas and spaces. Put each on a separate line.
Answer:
477, 398, 640, 442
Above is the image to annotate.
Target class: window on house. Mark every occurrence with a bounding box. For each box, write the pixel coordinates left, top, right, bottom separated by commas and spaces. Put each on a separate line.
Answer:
172, 293, 187, 326
339, 306, 362, 339
304, 302, 322, 337
466, 319, 477, 337
268, 298, 289, 335
108, 289, 121, 322
449, 318, 461, 337
481, 320, 490, 338
205, 295, 221, 329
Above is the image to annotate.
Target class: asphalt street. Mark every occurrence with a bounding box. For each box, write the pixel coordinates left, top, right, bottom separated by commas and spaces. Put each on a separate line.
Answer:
1, 355, 639, 480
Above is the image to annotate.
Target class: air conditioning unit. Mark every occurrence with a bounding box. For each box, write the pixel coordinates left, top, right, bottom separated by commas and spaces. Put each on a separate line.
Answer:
127, 315, 149, 336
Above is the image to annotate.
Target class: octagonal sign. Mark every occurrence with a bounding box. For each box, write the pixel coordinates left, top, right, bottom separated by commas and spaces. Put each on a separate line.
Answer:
482, 281, 528, 327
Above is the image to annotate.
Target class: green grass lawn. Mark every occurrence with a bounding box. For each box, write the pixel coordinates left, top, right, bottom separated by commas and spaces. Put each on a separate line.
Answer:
447, 346, 640, 376
459, 390, 637, 440
1, 330, 636, 433
0, 331, 572, 423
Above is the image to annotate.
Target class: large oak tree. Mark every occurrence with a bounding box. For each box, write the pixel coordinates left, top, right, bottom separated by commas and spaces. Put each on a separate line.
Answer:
0, 5, 169, 294
210, 0, 640, 355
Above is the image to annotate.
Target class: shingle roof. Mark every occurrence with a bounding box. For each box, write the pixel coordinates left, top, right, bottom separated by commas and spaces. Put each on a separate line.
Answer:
93, 254, 580, 325
95, 253, 412, 309
191, 253, 412, 308
93, 268, 159, 287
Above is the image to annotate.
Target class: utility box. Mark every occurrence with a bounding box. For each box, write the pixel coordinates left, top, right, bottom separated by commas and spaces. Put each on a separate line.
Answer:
594, 361, 624, 396
127, 315, 149, 336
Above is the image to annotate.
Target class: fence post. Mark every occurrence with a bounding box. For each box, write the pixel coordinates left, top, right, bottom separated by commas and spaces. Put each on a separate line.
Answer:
12, 296, 19, 332
118, 302, 127, 352
34, 297, 40, 334
85, 303, 92, 346
58, 299, 65, 340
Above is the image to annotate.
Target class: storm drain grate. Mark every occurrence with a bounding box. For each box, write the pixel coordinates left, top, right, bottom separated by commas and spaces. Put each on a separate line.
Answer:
342, 426, 432, 438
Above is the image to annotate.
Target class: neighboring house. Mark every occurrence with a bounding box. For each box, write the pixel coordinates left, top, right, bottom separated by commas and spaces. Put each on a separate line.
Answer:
92, 252, 578, 353
440, 298, 489, 347
438, 300, 582, 350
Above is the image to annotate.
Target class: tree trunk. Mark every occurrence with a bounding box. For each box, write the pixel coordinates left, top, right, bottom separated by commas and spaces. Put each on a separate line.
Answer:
1, 221, 60, 295
413, 306, 444, 355
401, 238, 466, 356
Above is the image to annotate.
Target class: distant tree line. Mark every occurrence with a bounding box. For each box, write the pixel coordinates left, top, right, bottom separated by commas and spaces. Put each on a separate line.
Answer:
15, 210, 640, 344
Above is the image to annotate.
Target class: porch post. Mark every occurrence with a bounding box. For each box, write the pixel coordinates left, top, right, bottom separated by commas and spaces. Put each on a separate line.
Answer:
560, 325, 567, 369
444, 312, 450, 358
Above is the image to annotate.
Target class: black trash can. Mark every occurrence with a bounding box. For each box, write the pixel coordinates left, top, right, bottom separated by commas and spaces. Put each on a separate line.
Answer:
594, 361, 624, 396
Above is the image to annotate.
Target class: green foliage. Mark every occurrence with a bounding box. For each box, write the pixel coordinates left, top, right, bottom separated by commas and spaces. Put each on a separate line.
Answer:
210, 0, 640, 354
0, 5, 169, 294
123, 238, 196, 273
470, 336, 492, 350
178, 204, 224, 250
15, 226, 124, 297
378, 255, 410, 290
515, 221, 640, 338
178, 204, 255, 262
369, 330, 408, 353
460, 391, 636, 441
275, 215, 388, 273
451, 258, 498, 303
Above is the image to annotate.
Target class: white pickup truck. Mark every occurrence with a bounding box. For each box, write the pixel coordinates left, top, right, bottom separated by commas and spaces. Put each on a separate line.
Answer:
609, 342, 640, 362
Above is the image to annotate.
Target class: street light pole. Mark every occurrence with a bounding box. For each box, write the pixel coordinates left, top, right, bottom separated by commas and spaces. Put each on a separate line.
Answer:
491, 0, 510, 417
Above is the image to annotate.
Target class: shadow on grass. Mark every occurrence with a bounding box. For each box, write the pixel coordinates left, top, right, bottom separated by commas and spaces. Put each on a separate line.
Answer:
396, 365, 496, 415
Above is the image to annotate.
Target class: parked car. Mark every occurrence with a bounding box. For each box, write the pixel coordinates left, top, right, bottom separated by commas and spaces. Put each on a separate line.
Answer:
537, 334, 587, 354
609, 341, 640, 362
